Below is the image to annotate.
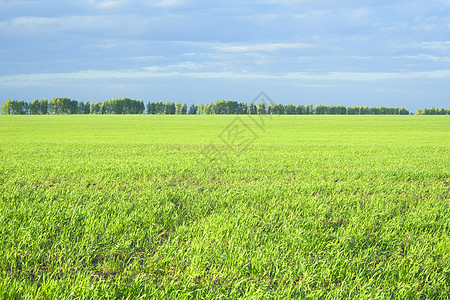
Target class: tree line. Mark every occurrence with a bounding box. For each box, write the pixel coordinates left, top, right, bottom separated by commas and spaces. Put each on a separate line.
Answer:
1, 97, 448, 115
415, 107, 450, 115
1, 98, 145, 115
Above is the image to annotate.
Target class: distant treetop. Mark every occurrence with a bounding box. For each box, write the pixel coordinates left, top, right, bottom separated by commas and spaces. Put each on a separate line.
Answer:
1, 97, 448, 115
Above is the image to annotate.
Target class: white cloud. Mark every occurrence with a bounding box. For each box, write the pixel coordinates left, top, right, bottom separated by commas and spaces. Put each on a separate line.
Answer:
0, 0, 33, 7
10, 16, 56, 26
293, 10, 330, 20
1, 69, 450, 88
128, 56, 164, 61
0, 16, 57, 36
143, 61, 226, 72
349, 8, 371, 19
146, 0, 185, 7
264, 0, 319, 4
0, 14, 155, 37
404, 54, 450, 63
96, 1, 126, 9
215, 43, 311, 53
85, 0, 128, 10
420, 41, 450, 50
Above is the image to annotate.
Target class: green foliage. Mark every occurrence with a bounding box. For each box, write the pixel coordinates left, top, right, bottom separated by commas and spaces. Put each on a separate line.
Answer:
257, 102, 266, 115
0, 99, 28, 115
1, 98, 145, 115
188, 103, 197, 115
197, 103, 205, 115
0, 99, 11, 115
181, 103, 187, 115
247, 103, 257, 115
5, 98, 450, 116
415, 107, 449, 115
29, 99, 40, 115
314, 105, 409, 115
0, 115, 448, 298
39, 98, 49, 114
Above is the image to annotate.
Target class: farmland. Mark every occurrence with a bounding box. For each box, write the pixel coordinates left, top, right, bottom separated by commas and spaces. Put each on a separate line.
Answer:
0, 115, 449, 298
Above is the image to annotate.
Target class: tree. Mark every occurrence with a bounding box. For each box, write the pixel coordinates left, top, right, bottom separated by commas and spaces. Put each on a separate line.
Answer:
175, 103, 182, 115
147, 102, 156, 114
296, 105, 305, 115
155, 101, 164, 114
336, 105, 346, 115
101, 101, 109, 114
370, 107, 379, 115
17, 100, 28, 114
204, 103, 213, 115
181, 103, 187, 115
1, 99, 11, 114
238, 102, 247, 114
84, 101, 91, 114
39, 99, 48, 114
29, 99, 40, 115
360, 106, 369, 115
197, 103, 204, 115
164, 102, 175, 114
68, 99, 78, 114
225, 100, 238, 114
110, 99, 122, 114
59, 97, 72, 114
92, 102, 101, 114
315, 104, 324, 115
285, 104, 296, 115
257, 103, 266, 115
188, 103, 197, 115
48, 98, 57, 114
270, 103, 284, 114
213, 100, 226, 114
305, 104, 312, 115
248, 103, 257, 114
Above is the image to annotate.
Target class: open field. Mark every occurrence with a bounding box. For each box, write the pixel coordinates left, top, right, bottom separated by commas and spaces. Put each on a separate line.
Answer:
0, 115, 449, 299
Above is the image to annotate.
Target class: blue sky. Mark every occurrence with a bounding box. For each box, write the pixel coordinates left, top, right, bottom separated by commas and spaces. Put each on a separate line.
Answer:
0, 0, 449, 110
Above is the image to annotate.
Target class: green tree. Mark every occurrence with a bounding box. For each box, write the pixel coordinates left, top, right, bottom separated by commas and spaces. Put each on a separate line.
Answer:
48, 98, 57, 114
248, 103, 257, 114
139, 101, 145, 114
181, 103, 187, 115
188, 103, 197, 115
39, 99, 48, 114
147, 102, 156, 114
213, 100, 226, 114
1, 99, 11, 114
175, 103, 182, 115
296, 105, 304, 115
285, 104, 296, 115
257, 103, 266, 115
68, 99, 78, 114
164, 102, 176, 114
238, 102, 247, 114
101, 101, 109, 114
305, 104, 313, 115
29, 99, 40, 115
92, 102, 101, 114
204, 103, 213, 115
197, 103, 204, 115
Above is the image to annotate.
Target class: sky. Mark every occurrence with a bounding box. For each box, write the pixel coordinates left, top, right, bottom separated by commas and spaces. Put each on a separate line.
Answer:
0, 0, 449, 111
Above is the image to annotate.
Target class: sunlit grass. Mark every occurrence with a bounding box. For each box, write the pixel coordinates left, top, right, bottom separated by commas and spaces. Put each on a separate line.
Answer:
0, 115, 448, 298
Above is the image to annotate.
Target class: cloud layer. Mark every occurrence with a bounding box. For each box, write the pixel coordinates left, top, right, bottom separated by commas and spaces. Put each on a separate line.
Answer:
0, 0, 449, 109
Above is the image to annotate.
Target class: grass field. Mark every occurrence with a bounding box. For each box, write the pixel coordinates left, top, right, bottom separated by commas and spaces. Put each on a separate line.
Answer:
0, 115, 449, 299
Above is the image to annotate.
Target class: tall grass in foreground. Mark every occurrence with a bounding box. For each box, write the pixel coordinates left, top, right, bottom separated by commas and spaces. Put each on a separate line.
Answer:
0, 115, 448, 299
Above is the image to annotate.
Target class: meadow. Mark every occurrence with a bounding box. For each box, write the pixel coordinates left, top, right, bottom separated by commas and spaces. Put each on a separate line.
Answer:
0, 115, 448, 299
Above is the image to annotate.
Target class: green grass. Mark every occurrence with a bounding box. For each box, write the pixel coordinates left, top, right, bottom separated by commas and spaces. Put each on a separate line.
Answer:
0, 115, 449, 299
